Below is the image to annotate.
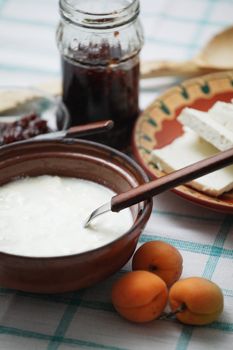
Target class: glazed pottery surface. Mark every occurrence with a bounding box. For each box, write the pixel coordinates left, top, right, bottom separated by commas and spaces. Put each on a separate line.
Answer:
0, 139, 152, 293
133, 71, 233, 213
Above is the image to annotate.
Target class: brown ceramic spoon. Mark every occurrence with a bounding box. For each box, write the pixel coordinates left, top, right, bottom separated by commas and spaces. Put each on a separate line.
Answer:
141, 26, 233, 78
34, 120, 114, 140
85, 147, 233, 226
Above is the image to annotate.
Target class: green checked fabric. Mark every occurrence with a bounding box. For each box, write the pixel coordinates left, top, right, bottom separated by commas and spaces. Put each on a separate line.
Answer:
0, 0, 233, 349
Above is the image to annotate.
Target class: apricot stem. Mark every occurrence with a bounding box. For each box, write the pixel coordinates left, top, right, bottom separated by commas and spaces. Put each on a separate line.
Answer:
159, 303, 186, 320
149, 264, 158, 272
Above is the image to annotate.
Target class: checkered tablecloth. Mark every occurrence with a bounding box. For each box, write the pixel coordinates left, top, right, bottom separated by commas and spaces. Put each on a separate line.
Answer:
0, 1, 233, 349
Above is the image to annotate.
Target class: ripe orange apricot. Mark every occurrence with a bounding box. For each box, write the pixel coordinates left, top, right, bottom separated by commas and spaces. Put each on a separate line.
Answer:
132, 241, 183, 287
169, 277, 224, 325
111, 270, 168, 323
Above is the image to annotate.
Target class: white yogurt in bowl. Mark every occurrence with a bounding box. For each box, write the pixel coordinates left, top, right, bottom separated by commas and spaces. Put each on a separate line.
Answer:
0, 175, 133, 257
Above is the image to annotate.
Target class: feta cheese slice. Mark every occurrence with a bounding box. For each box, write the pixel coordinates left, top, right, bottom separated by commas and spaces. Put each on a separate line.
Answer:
209, 101, 233, 132
151, 128, 233, 197
178, 107, 233, 151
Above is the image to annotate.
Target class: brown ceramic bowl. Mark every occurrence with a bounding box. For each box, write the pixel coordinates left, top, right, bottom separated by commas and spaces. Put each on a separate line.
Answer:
0, 139, 152, 293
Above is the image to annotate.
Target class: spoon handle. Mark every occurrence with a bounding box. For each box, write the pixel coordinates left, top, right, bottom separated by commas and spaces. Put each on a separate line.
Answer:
34, 120, 114, 141
66, 120, 114, 138
111, 147, 233, 212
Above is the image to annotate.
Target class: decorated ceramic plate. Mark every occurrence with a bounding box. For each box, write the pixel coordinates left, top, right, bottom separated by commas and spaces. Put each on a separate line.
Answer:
132, 71, 233, 213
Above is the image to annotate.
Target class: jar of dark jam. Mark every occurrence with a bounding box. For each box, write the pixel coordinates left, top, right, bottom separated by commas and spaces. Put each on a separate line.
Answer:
57, 0, 144, 149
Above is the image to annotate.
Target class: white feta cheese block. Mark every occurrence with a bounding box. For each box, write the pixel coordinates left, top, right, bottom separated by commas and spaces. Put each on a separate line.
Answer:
178, 107, 233, 151
151, 128, 233, 196
208, 101, 233, 132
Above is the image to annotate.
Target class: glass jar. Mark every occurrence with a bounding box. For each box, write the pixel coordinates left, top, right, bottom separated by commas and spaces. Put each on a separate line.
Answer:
57, 0, 144, 149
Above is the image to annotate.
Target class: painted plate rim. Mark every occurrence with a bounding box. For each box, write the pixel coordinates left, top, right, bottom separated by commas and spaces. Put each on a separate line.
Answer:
132, 71, 233, 214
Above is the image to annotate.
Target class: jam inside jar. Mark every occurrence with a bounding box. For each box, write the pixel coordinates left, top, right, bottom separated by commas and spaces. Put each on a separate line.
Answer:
57, 0, 144, 150
62, 56, 139, 149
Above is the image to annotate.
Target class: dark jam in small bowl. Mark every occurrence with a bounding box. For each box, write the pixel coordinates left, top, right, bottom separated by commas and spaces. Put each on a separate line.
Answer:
0, 87, 70, 145
0, 113, 50, 145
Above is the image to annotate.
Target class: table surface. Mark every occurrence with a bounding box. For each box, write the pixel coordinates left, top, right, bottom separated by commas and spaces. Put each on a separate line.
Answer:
0, 0, 233, 349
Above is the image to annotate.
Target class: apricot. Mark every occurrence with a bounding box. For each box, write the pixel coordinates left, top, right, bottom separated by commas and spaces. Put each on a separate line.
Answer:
132, 241, 183, 287
169, 277, 224, 325
111, 270, 168, 323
